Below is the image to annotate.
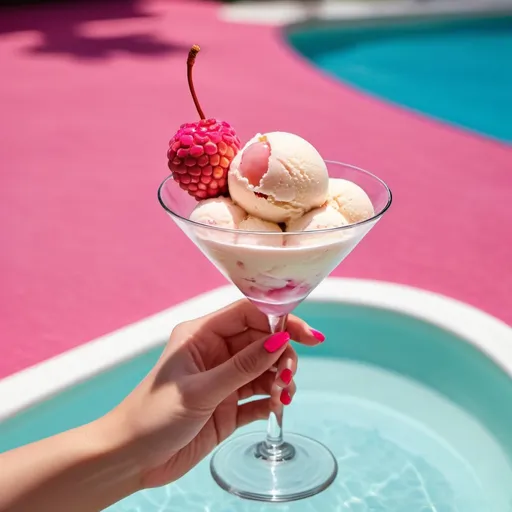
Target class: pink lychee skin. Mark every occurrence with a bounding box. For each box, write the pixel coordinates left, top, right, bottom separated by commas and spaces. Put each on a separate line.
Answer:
167, 118, 241, 200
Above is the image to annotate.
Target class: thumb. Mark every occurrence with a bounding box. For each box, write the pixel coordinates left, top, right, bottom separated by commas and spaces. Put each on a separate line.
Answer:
203, 331, 291, 405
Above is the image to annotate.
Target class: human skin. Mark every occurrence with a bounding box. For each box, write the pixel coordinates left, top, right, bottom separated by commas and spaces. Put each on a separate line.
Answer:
0, 300, 324, 512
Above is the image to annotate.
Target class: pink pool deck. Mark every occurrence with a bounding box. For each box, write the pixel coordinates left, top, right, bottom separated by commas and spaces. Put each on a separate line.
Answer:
1, 0, 511, 379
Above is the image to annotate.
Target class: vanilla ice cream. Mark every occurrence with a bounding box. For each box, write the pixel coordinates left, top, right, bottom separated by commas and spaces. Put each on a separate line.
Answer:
239, 216, 282, 233
287, 205, 348, 232
228, 132, 329, 223
327, 178, 374, 223
194, 231, 364, 316
187, 135, 379, 315
189, 196, 246, 229
239, 216, 283, 246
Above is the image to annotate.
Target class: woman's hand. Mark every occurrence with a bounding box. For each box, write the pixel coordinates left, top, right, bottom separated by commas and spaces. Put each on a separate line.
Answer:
111, 299, 324, 489
0, 300, 325, 512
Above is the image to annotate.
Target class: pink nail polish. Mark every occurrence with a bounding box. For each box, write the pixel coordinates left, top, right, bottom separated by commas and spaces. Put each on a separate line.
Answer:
310, 328, 325, 342
280, 389, 292, 406
280, 368, 293, 385
263, 332, 290, 353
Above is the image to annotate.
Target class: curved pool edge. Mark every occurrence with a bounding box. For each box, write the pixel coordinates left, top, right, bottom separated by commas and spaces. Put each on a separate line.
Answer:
222, 0, 512, 27
0, 278, 511, 422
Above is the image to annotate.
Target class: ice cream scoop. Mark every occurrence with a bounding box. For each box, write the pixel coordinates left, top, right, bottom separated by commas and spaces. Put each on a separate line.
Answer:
327, 178, 374, 223
239, 215, 283, 246
287, 205, 348, 232
239, 216, 282, 233
189, 197, 246, 229
228, 132, 329, 223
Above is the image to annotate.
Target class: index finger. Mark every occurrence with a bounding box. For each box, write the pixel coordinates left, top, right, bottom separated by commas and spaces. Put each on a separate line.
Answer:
197, 299, 270, 338
199, 299, 324, 348
225, 316, 324, 355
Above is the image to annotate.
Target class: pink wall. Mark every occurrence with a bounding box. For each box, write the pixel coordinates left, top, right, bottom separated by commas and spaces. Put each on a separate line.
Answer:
1, 0, 511, 378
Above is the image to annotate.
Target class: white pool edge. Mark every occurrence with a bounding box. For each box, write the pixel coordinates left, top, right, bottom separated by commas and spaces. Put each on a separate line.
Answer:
0, 278, 511, 422
220, 0, 512, 26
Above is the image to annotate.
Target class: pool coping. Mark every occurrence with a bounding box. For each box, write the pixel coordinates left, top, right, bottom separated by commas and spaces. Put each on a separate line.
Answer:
0, 278, 511, 422
221, 0, 512, 26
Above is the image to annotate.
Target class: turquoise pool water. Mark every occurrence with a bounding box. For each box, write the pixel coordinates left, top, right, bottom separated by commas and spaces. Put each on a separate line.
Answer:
288, 15, 512, 143
1, 302, 512, 510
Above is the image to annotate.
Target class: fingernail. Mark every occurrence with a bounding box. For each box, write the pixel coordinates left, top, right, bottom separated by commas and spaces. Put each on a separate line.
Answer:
280, 388, 292, 406
310, 328, 325, 342
263, 332, 290, 353
280, 368, 293, 385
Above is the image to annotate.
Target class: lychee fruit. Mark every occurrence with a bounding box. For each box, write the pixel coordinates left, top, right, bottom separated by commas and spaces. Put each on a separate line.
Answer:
167, 45, 241, 200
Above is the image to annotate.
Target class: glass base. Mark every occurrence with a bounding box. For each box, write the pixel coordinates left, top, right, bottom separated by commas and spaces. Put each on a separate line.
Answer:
210, 432, 338, 502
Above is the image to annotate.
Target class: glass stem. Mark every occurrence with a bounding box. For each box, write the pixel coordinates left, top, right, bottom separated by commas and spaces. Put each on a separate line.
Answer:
255, 314, 296, 462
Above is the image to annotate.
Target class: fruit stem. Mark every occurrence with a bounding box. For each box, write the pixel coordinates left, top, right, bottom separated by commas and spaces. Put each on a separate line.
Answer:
187, 45, 205, 120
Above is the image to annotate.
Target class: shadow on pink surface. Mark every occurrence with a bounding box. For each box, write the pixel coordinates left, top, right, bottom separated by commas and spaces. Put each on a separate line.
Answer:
0, 0, 188, 59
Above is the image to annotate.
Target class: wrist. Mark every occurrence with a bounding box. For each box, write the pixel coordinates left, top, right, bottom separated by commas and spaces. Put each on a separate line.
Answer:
79, 411, 143, 505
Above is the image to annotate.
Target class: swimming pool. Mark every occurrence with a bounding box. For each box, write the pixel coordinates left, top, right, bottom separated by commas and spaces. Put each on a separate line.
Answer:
288, 15, 512, 143
1, 280, 512, 511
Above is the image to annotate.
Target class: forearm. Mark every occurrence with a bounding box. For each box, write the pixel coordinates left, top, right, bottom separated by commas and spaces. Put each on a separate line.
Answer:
0, 413, 141, 512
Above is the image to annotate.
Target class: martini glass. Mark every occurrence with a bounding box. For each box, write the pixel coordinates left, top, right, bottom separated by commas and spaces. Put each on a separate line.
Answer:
158, 161, 392, 502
